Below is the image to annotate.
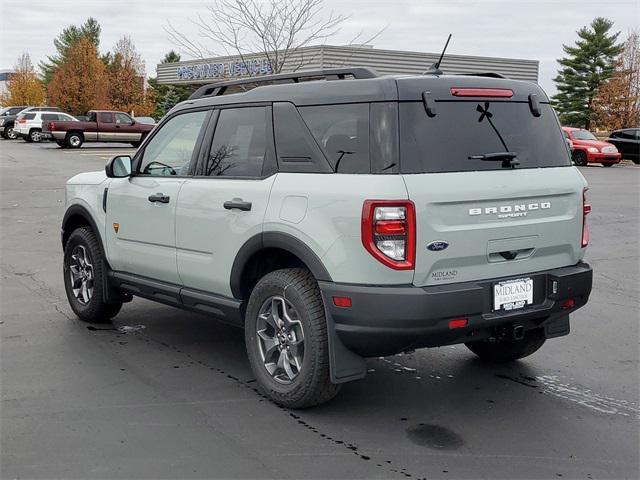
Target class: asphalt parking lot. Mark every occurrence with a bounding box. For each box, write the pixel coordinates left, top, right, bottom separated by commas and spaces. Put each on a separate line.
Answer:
1, 139, 638, 479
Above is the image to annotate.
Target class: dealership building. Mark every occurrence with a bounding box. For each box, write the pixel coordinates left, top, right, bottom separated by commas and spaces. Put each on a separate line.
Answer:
155, 44, 539, 86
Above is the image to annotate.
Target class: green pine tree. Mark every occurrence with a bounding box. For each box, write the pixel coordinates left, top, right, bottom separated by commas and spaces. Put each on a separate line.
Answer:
40, 18, 102, 85
552, 17, 623, 129
147, 51, 194, 120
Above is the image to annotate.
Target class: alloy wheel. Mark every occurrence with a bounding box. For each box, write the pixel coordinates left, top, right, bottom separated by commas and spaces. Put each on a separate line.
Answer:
7, 127, 17, 139
256, 296, 305, 384
69, 245, 94, 305
69, 135, 81, 147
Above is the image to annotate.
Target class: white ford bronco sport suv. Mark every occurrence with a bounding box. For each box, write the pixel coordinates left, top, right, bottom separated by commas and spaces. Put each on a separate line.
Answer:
62, 67, 593, 408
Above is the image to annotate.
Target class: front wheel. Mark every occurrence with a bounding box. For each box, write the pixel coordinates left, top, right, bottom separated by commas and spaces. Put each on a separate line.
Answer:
572, 150, 588, 166
602, 163, 614, 167
244, 268, 341, 408
465, 328, 546, 363
5, 126, 17, 140
63, 227, 122, 323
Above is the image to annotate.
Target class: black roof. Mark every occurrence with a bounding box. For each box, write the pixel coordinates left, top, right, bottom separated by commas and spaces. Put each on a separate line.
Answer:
175, 67, 548, 112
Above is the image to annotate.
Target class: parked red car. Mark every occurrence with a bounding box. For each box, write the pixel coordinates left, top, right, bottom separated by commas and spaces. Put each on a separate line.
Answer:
562, 126, 621, 167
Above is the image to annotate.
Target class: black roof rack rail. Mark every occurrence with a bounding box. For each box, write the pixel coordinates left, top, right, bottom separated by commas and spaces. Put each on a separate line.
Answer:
189, 67, 380, 99
456, 72, 509, 79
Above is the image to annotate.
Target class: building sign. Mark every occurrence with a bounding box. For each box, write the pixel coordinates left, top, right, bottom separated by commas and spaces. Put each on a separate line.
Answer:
176, 58, 273, 80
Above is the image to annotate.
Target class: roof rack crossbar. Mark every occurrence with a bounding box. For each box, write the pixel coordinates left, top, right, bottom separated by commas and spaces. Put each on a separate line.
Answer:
189, 67, 379, 99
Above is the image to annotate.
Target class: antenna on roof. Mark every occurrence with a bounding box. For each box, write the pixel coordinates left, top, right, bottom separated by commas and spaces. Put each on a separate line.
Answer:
424, 33, 452, 75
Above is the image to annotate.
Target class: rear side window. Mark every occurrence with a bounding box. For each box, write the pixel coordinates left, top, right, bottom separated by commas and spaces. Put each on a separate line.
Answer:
400, 102, 571, 173
100, 112, 113, 123
298, 104, 370, 173
196, 107, 268, 177
42, 114, 56, 121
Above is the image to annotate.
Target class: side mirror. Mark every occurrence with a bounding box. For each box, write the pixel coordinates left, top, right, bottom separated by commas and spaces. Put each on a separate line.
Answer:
106, 155, 132, 178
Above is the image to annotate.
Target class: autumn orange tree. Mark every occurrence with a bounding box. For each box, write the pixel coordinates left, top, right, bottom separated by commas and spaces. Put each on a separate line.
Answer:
107, 36, 153, 115
0, 53, 46, 106
47, 38, 109, 115
592, 31, 640, 130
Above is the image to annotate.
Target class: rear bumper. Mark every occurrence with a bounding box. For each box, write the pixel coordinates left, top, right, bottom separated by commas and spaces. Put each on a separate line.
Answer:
319, 262, 592, 358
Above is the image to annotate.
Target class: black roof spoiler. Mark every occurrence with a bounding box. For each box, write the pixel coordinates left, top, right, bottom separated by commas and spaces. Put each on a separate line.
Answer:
189, 67, 380, 99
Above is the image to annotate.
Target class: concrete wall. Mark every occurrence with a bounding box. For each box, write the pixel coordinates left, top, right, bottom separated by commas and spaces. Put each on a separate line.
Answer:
156, 45, 539, 85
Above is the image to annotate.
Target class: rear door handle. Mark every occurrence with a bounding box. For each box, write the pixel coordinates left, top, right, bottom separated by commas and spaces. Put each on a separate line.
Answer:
224, 199, 252, 211
148, 193, 170, 203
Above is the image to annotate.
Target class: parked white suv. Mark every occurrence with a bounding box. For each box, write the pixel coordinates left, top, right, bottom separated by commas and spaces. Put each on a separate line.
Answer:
15, 111, 77, 143
61, 67, 593, 408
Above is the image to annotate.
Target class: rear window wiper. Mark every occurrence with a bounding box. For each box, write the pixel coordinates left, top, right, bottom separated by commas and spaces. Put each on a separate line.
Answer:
468, 152, 520, 169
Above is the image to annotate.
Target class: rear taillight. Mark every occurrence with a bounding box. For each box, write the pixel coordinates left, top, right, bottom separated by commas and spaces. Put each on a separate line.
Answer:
49, 121, 56, 131
18, 119, 26, 124
581, 187, 591, 248
361, 200, 416, 270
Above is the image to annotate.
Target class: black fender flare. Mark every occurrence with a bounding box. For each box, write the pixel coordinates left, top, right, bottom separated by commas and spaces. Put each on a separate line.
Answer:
61, 204, 124, 304
229, 231, 332, 299
61, 204, 104, 253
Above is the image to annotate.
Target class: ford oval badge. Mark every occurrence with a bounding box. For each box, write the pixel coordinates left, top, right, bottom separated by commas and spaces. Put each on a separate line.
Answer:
426, 240, 449, 252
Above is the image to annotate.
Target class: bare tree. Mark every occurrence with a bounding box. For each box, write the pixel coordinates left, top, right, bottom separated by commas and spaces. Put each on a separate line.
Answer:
165, 0, 379, 74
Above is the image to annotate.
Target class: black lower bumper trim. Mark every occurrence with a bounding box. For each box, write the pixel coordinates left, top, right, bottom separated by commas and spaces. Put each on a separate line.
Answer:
320, 262, 592, 358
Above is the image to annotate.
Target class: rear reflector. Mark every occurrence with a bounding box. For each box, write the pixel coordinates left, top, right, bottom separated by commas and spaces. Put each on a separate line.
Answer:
448, 318, 468, 329
582, 188, 591, 248
450, 88, 514, 98
561, 298, 576, 309
332, 296, 352, 308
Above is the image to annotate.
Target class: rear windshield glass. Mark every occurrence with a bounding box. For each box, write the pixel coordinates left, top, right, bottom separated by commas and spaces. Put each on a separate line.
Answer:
399, 102, 570, 173
22, 113, 36, 120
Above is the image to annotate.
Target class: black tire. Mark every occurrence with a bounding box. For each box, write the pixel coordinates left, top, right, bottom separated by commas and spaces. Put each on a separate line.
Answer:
572, 150, 587, 166
5, 125, 17, 140
633, 158, 639, 165
244, 268, 341, 408
1, 127, 9, 139
63, 227, 122, 323
55, 140, 66, 148
66, 132, 83, 148
465, 328, 546, 363
28, 129, 42, 143
602, 162, 614, 167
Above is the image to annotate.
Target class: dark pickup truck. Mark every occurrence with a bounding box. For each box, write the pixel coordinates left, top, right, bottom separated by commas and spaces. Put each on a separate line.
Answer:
46, 110, 154, 148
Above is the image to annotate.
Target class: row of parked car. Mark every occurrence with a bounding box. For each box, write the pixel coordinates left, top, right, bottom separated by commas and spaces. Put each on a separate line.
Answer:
562, 126, 639, 166
0, 105, 155, 148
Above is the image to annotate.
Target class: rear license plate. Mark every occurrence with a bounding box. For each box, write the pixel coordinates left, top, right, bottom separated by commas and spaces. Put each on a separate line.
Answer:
494, 277, 533, 311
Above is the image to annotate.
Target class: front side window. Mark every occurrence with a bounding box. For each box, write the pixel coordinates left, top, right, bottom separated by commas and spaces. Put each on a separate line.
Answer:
139, 110, 208, 176
115, 113, 132, 124
196, 107, 268, 177
298, 104, 370, 173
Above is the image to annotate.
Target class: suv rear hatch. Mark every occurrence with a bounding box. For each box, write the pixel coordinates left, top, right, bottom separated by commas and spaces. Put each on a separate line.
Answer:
396, 76, 587, 288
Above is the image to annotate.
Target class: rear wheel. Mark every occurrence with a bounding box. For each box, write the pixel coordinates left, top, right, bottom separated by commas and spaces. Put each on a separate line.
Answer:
244, 268, 341, 408
28, 129, 42, 143
66, 132, 83, 148
602, 162, 614, 167
131, 133, 147, 148
465, 328, 546, 363
572, 150, 587, 166
55, 140, 66, 148
63, 227, 122, 323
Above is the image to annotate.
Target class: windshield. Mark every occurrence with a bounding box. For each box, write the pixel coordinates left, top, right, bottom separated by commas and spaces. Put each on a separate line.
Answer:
571, 130, 597, 140
400, 101, 570, 173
